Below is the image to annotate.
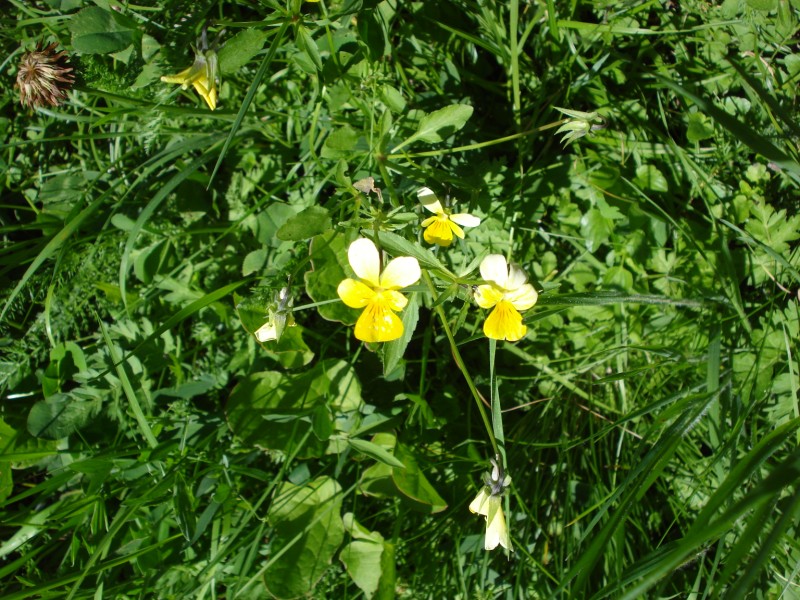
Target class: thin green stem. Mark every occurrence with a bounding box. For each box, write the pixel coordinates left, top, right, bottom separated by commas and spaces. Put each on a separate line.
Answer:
421, 270, 498, 456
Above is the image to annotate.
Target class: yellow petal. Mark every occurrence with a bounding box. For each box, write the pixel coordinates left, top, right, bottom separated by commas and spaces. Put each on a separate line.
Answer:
469, 487, 491, 515
192, 78, 217, 110
379, 290, 408, 312
338, 278, 375, 308
354, 301, 404, 342
480, 254, 509, 288
506, 283, 538, 311
484, 496, 512, 551
449, 212, 481, 228
474, 284, 503, 309
348, 238, 381, 287
255, 320, 277, 342
417, 187, 444, 215
483, 300, 527, 341
380, 256, 420, 289
423, 218, 454, 246
447, 219, 465, 240
420, 215, 438, 228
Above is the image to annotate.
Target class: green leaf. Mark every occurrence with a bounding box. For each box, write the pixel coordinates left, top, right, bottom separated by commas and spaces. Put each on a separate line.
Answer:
305, 232, 359, 324
217, 28, 268, 73
277, 206, 332, 241
340, 539, 384, 599
686, 112, 715, 142
391, 444, 448, 513
242, 248, 268, 276
633, 164, 669, 192
414, 104, 474, 143
348, 438, 405, 469
580, 208, 615, 251
374, 230, 451, 275
296, 25, 323, 72
27, 393, 98, 439
265, 477, 344, 599
70, 7, 135, 54
382, 293, 419, 376
746, 0, 776, 9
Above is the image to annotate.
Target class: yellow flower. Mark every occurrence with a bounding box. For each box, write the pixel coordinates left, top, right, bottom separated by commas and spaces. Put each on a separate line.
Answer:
469, 459, 513, 551
337, 238, 421, 343
161, 47, 219, 110
474, 254, 538, 341
418, 187, 481, 247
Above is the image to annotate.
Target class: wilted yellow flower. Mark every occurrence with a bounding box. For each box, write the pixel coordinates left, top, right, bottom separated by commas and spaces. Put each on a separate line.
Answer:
418, 187, 480, 247
337, 238, 420, 343
255, 287, 294, 343
16, 42, 74, 110
474, 255, 537, 341
469, 458, 513, 551
161, 47, 219, 110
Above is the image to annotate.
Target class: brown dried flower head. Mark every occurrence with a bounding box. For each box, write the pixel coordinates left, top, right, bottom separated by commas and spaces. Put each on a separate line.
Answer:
16, 42, 75, 110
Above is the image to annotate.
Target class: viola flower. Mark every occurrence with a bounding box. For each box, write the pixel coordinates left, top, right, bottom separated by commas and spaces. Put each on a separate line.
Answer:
161, 47, 219, 110
469, 458, 513, 551
337, 238, 421, 343
474, 254, 538, 342
418, 187, 480, 247
255, 287, 294, 343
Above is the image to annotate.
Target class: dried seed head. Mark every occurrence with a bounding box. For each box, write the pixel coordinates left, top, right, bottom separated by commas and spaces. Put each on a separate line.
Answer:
16, 42, 75, 110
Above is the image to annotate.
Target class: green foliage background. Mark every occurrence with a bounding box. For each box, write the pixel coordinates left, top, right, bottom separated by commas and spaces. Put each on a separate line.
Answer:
2, 0, 800, 597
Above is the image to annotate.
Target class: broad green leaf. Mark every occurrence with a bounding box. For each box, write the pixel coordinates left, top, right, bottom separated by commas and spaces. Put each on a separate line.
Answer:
277, 206, 332, 241
374, 230, 451, 275
218, 28, 268, 73
70, 7, 135, 54
27, 393, 98, 439
580, 208, 615, 251
265, 477, 344, 599
633, 164, 669, 192
413, 104, 473, 143
242, 248, 267, 276
686, 112, 715, 142
392, 444, 447, 513
305, 231, 359, 324
340, 539, 384, 599
296, 26, 323, 72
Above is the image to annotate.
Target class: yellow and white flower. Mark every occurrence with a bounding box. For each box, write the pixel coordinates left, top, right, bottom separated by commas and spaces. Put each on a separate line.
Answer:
161, 47, 219, 110
418, 187, 480, 247
474, 254, 538, 341
337, 238, 421, 343
469, 458, 513, 551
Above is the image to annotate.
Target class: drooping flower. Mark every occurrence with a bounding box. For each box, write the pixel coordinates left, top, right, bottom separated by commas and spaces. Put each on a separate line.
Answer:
469, 458, 513, 551
16, 42, 75, 110
337, 238, 421, 343
418, 187, 480, 247
161, 47, 219, 110
254, 287, 294, 343
474, 254, 537, 341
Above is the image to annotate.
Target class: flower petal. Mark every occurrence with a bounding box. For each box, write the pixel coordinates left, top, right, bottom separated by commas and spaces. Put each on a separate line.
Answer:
483, 300, 527, 341
192, 79, 217, 110
338, 278, 375, 308
469, 487, 491, 516
506, 283, 538, 311
380, 256, 421, 289
450, 213, 481, 228
420, 215, 438, 228
255, 320, 277, 342
484, 496, 512, 551
380, 290, 408, 311
506, 262, 529, 290
354, 301, 404, 342
348, 238, 381, 287
448, 220, 465, 240
480, 254, 509, 288
474, 284, 503, 309
417, 187, 444, 214
423, 218, 455, 246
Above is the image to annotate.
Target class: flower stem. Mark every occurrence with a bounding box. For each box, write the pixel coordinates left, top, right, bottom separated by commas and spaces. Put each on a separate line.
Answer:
421, 270, 498, 456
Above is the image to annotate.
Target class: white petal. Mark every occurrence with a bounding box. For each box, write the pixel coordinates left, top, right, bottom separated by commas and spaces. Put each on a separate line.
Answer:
506, 263, 529, 290
417, 187, 444, 214
450, 213, 481, 228
348, 238, 381, 287
380, 256, 421, 289
480, 254, 509, 288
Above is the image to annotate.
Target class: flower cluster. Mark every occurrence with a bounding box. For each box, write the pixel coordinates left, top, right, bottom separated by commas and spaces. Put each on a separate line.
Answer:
16, 42, 74, 110
469, 458, 513, 551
